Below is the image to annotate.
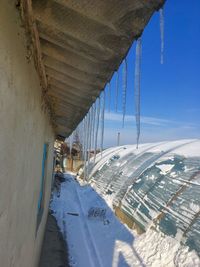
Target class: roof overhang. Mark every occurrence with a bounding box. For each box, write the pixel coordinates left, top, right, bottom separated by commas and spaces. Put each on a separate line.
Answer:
20, 0, 165, 138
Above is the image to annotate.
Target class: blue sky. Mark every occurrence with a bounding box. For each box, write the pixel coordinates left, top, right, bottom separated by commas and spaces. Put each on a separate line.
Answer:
103, 0, 200, 147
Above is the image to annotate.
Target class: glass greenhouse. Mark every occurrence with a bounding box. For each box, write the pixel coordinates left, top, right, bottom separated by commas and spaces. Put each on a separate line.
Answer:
89, 139, 200, 256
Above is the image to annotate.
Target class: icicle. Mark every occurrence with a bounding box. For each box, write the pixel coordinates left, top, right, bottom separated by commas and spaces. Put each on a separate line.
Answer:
115, 71, 119, 112
92, 102, 96, 150
117, 132, 120, 146
87, 107, 93, 177
69, 131, 74, 155
87, 112, 91, 170
88, 107, 92, 156
78, 121, 84, 159
100, 91, 106, 157
94, 97, 100, 163
89, 103, 95, 154
84, 113, 90, 182
82, 118, 86, 160
134, 38, 142, 149
74, 128, 79, 145
67, 135, 70, 147
83, 117, 87, 181
89, 104, 96, 175
122, 58, 128, 127
83, 114, 89, 181
108, 82, 111, 112
82, 118, 86, 161
75, 124, 83, 160
80, 118, 85, 161
159, 7, 164, 64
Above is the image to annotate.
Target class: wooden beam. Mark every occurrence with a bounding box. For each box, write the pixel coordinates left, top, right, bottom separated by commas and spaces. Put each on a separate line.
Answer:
20, 0, 55, 125
154, 170, 200, 223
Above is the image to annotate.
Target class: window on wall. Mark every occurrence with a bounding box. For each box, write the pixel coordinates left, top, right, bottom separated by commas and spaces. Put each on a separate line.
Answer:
36, 143, 49, 232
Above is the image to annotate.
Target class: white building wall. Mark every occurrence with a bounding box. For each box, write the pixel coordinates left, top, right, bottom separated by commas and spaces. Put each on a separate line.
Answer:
0, 1, 55, 266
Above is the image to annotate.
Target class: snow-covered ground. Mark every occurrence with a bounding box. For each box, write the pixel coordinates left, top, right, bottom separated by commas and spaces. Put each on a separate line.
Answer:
51, 173, 200, 267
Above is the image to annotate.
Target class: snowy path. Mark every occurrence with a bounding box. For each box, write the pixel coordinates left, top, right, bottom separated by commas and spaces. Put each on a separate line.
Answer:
73, 184, 103, 267
51, 173, 200, 267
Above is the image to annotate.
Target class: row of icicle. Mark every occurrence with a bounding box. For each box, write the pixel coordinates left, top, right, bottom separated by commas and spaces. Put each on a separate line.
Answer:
68, 93, 105, 181
67, 6, 164, 181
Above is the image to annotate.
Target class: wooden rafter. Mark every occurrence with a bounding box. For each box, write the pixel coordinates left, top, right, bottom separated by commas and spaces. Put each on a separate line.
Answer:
20, 0, 55, 126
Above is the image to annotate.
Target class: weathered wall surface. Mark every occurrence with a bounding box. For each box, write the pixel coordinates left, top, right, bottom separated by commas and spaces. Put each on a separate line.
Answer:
0, 1, 55, 266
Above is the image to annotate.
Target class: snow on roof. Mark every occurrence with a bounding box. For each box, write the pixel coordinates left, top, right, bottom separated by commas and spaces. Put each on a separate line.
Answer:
91, 139, 200, 174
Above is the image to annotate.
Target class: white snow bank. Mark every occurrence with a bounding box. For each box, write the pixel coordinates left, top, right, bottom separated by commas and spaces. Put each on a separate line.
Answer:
133, 229, 200, 267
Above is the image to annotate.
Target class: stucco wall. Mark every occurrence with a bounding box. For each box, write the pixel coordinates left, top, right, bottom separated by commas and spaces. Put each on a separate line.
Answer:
0, 1, 55, 267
